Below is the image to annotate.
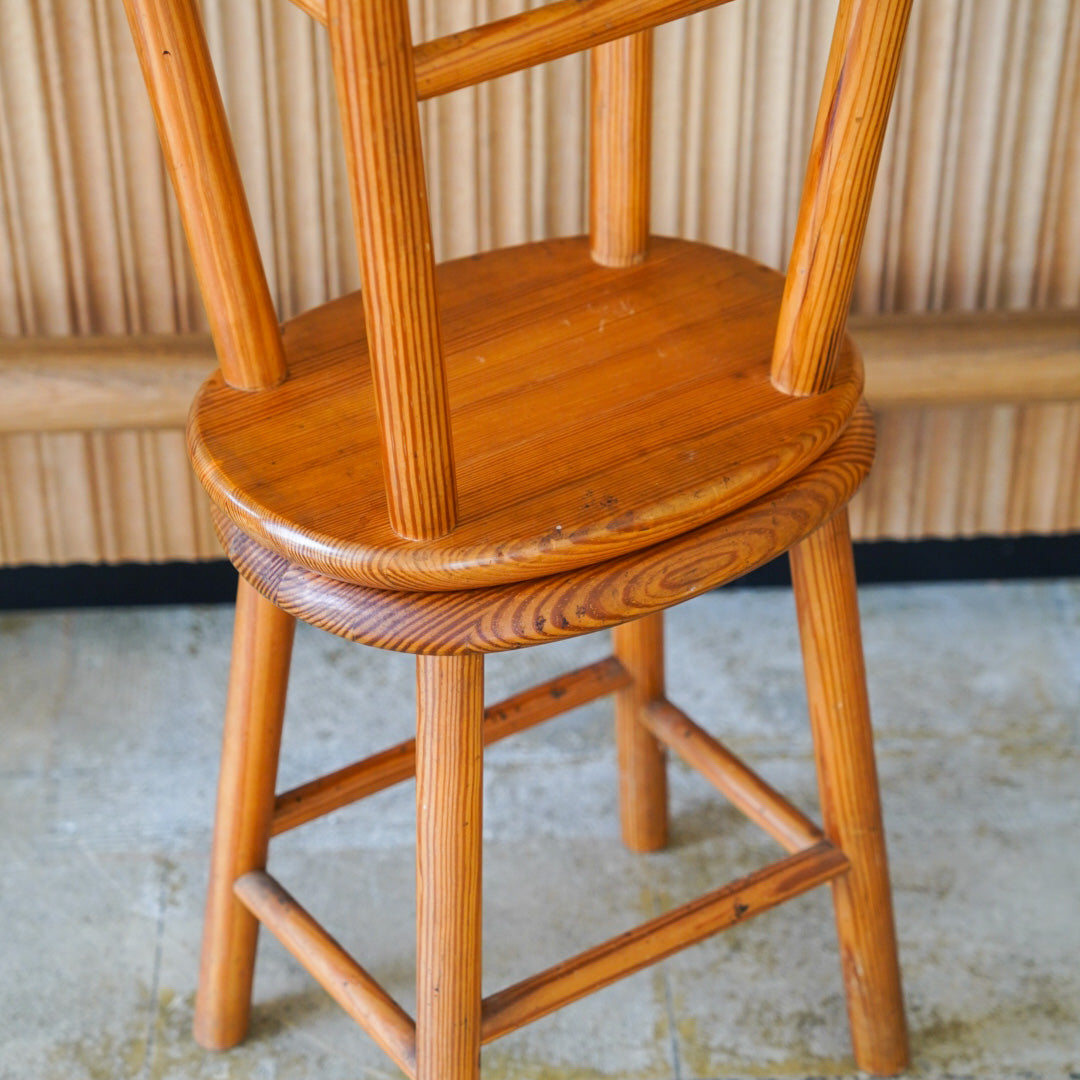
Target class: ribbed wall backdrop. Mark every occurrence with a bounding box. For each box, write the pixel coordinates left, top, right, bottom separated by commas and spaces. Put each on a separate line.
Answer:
0, 0, 1078, 564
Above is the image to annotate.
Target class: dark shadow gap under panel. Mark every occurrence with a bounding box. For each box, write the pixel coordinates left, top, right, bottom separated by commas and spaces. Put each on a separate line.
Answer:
0, 535, 1077, 612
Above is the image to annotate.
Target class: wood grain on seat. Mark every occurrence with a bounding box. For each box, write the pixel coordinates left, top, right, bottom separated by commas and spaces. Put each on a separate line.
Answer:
190, 237, 862, 592
212, 404, 875, 655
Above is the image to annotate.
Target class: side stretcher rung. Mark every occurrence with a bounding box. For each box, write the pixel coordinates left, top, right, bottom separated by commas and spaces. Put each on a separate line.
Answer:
234, 870, 417, 1079
643, 700, 824, 854
271, 656, 630, 835
480, 840, 849, 1042
288, 0, 735, 100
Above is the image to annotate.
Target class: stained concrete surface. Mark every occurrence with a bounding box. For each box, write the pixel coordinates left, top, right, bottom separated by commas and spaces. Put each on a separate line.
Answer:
1, 579, 1078, 1079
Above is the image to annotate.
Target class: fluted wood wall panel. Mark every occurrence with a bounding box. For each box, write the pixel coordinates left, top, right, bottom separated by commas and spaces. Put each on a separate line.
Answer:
0, 0, 1077, 565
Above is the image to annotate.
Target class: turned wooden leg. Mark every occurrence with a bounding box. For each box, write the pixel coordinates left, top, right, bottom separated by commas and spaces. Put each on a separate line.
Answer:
194, 578, 296, 1050
789, 509, 909, 1076
612, 614, 668, 852
416, 653, 484, 1080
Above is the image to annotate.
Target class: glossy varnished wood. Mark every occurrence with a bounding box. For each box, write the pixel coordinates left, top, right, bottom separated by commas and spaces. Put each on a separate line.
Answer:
642, 700, 823, 855
416, 655, 484, 1080
790, 511, 909, 1074
613, 616, 669, 851
327, 0, 456, 540
122, 0, 285, 391
211, 404, 875, 655
234, 871, 418, 1078
590, 32, 653, 267
124, 0, 913, 1071
7, 311, 1073, 438
591, 22, 667, 854
190, 239, 862, 592
411, 0, 735, 101
480, 841, 850, 1042
772, 0, 914, 396
194, 580, 295, 1049
293, 0, 734, 95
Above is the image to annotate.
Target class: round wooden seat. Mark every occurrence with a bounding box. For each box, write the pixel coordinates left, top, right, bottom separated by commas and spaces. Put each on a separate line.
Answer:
213, 402, 876, 655
189, 237, 862, 592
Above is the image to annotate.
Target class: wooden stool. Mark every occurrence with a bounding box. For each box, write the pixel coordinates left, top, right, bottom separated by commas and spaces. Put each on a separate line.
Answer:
122, 1, 913, 1076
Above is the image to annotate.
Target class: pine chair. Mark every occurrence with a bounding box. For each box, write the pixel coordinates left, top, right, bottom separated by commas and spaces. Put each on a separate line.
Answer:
123, 1, 914, 1076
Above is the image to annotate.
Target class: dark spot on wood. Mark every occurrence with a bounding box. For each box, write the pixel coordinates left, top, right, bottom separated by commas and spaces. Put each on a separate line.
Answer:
734, 902, 749, 919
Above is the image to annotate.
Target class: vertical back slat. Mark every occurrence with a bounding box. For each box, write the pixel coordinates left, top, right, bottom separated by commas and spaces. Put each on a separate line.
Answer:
590, 32, 654, 267
771, 0, 914, 397
122, 0, 286, 390
327, 0, 457, 541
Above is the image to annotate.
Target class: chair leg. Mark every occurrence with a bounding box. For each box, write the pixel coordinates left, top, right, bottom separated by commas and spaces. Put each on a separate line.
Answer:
415, 653, 484, 1080
612, 614, 668, 852
194, 578, 296, 1050
789, 509, 909, 1076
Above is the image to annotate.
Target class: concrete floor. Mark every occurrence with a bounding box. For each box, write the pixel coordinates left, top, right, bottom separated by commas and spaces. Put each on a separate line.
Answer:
2, 579, 1078, 1079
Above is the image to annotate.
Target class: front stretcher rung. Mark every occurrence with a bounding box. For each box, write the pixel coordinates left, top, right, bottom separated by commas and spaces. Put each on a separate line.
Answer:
480, 840, 849, 1042
237, 843, 848, 1062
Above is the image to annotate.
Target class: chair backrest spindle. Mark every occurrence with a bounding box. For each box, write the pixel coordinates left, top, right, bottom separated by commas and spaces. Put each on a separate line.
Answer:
590, 32, 653, 268
122, 0, 286, 391
327, 0, 457, 541
771, 0, 914, 397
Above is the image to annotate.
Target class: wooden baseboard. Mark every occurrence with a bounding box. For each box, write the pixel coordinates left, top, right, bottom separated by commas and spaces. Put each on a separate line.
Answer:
0, 334, 214, 435
1, 310, 1077, 435
851, 309, 1080, 407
